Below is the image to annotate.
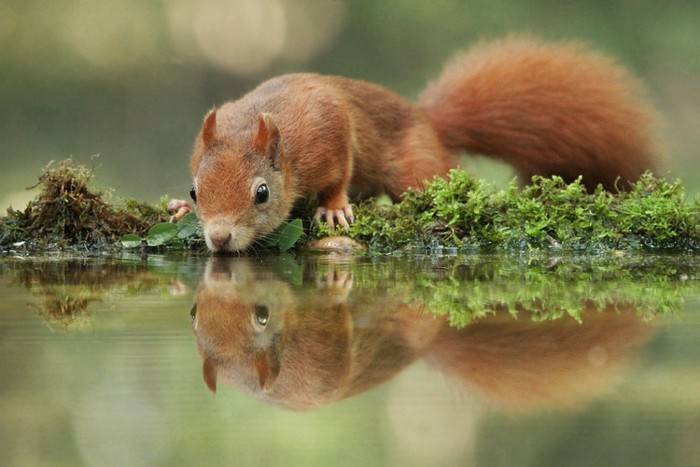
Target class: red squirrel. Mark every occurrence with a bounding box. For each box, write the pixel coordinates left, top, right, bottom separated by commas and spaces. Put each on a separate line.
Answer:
182, 36, 659, 252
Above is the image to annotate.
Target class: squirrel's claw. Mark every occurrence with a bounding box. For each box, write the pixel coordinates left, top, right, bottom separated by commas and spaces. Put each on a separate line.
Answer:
314, 205, 353, 230
334, 209, 349, 229
167, 199, 193, 223
343, 205, 354, 224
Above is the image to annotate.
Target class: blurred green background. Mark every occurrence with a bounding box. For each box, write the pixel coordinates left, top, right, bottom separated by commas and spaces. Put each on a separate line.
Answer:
2, 0, 699, 210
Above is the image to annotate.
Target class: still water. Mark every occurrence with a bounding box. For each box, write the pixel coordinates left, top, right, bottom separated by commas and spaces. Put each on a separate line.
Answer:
1, 253, 699, 467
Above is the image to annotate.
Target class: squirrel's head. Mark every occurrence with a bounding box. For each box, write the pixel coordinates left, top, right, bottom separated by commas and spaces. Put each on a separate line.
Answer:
192, 258, 289, 396
190, 108, 294, 253
191, 257, 356, 409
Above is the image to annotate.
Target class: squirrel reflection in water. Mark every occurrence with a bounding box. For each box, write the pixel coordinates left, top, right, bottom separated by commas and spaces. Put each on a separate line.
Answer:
192, 257, 653, 411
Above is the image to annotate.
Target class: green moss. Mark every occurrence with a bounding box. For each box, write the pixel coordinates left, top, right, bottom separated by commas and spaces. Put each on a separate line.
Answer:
0, 160, 169, 251
314, 170, 700, 253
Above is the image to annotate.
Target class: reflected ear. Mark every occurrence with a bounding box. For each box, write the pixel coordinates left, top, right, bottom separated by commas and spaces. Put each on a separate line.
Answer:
255, 349, 280, 392
253, 113, 281, 168
202, 108, 217, 148
202, 356, 218, 393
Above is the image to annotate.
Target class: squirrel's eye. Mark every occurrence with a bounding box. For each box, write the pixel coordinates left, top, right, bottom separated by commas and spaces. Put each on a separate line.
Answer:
190, 186, 197, 203
254, 304, 269, 326
255, 183, 269, 204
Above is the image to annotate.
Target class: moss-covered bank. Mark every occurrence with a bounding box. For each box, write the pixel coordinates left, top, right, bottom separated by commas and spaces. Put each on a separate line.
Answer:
0, 160, 168, 250
1, 160, 699, 254
315, 170, 700, 253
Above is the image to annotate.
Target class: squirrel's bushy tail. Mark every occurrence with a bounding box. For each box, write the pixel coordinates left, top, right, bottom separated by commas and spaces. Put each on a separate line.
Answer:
418, 36, 659, 190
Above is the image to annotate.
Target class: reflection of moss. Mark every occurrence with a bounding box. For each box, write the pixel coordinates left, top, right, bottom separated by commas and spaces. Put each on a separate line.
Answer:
4, 253, 698, 332
407, 255, 696, 328
314, 171, 700, 253
11, 259, 149, 288
0, 160, 167, 250
9, 259, 174, 332
304, 254, 699, 328
32, 289, 100, 333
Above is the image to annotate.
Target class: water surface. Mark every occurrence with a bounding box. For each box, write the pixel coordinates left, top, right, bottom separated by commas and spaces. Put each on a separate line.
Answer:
1, 254, 699, 467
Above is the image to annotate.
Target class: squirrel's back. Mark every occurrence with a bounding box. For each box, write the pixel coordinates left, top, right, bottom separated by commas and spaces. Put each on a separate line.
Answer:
419, 36, 660, 190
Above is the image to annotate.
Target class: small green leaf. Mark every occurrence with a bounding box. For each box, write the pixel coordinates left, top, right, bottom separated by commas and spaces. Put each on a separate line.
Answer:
176, 213, 200, 239
147, 222, 178, 246
120, 234, 142, 248
275, 218, 304, 251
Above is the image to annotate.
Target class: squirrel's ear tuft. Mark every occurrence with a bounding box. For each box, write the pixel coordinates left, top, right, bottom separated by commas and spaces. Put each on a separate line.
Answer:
255, 349, 280, 393
202, 356, 218, 393
254, 113, 281, 168
202, 108, 217, 148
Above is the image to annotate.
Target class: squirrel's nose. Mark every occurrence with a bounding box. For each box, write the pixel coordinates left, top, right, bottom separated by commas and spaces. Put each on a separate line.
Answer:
209, 231, 232, 250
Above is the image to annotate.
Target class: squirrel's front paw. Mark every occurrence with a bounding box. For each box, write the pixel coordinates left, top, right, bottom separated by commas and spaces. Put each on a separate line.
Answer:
167, 199, 192, 223
314, 205, 354, 229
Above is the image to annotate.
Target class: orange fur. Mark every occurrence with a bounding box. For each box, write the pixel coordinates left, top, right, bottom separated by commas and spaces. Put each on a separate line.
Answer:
428, 306, 652, 410
193, 257, 440, 409
191, 37, 659, 251
419, 36, 659, 189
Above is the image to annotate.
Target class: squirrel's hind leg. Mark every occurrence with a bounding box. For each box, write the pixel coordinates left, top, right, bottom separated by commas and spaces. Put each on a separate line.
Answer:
385, 122, 456, 199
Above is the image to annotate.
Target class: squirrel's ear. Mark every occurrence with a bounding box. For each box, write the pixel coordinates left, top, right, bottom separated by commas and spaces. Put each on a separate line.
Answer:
202, 356, 218, 393
254, 113, 281, 168
202, 108, 217, 148
254, 349, 280, 393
